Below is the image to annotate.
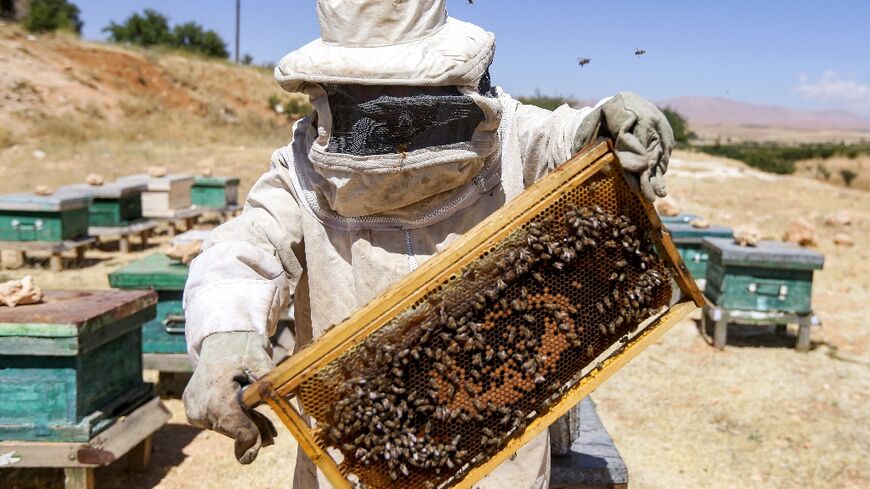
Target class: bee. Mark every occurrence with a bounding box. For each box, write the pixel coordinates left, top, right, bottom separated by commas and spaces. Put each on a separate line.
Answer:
635, 48, 646, 57
577, 57, 591, 67
396, 143, 409, 159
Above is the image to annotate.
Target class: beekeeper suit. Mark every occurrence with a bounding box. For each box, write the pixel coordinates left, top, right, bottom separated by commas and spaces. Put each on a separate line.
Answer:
182, 1, 673, 488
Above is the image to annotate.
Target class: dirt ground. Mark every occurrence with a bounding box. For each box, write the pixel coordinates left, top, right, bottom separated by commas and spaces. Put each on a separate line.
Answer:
1, 149, 868, 489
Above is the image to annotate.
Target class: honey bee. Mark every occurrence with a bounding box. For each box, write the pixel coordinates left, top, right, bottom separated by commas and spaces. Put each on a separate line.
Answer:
635, 48, 647, 57
577, 57, 591, 67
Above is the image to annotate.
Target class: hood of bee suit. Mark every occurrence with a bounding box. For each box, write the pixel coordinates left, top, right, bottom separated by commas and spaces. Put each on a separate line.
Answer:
275, 0, 503, 222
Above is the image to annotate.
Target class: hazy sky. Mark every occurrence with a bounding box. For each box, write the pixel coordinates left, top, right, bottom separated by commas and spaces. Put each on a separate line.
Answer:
74, 0, 870, 115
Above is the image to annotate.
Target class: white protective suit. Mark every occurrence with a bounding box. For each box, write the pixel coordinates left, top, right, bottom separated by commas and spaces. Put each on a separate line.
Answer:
183, 1, 672, 488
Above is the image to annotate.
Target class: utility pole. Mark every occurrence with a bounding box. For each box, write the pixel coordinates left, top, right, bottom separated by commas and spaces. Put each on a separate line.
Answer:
235, 0, 240, 63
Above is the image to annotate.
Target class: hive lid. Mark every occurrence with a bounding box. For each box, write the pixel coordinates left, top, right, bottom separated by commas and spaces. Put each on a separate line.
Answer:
194, 176, 240, 187
118, 173, 195, 191
702, 237, 825, 270
660, 213, 701, 224
0, 290, 157, 356
666, 223, 734, 243
65, 180, 148, 199
109, 252, 189, 290
0, 188, 92, 212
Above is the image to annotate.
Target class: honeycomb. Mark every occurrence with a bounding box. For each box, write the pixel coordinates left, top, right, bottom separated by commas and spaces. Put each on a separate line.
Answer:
291, 163, 674, 489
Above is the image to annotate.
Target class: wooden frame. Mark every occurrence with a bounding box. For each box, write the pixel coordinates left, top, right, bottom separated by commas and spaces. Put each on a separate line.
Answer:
243, 141, 704, 489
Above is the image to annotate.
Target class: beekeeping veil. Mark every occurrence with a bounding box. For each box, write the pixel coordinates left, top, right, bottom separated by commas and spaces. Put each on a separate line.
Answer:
275, 0, 501, 221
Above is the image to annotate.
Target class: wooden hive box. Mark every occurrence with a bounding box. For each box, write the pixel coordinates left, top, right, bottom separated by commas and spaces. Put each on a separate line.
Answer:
192, 176, 240, 208
109, 253, 189, 356
65, 181, 147, 227
0, 290, 157, 442
0, 189, 91, 242
118, 174, 194, 218
702, 237, 824, 313
660, 213, 701, 225
666, 223, 734, 280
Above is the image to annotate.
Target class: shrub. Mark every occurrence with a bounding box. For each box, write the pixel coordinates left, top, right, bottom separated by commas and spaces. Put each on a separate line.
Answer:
104, 9, 172, 47
840, 169, 858, 187
104, 9, 229, 59
660, 107, 696, 146
241, 54, 254, 66
517, 91, 574, 112
23, 0, 82, 34
171, 22, 229, 58
816, 164, 831, 181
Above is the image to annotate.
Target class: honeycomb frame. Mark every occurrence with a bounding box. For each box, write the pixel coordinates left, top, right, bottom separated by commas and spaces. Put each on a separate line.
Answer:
243, 141, 704, 489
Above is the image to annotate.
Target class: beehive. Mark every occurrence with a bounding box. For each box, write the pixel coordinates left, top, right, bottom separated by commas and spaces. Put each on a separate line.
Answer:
243, 142, 702, 489
666, 223, 734, 281
118, 174, 194, 218
65, 181, 147, 227
702, 237, 824, 313
0, 189, 91, 242
109, 253, 189, 355
0, 290, 156, 442
192, 176, 240, 208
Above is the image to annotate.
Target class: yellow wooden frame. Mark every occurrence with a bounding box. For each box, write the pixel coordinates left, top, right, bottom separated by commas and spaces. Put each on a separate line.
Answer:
243, 141, 704, 489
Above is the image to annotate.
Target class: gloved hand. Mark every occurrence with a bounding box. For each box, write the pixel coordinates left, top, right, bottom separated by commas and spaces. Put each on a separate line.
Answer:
574, 92, 674, 201
183, 331, 278, 464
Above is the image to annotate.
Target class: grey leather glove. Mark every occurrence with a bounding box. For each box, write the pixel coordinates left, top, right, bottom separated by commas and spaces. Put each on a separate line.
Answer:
575, 92, 674, 201
183, 331, 278, 464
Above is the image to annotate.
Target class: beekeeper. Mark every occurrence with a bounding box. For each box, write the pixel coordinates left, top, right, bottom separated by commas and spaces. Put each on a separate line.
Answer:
182, 1, 673, 487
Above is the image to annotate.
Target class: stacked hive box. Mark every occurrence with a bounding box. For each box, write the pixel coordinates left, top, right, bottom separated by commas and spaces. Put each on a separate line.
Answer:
701, 237, 824, 351
0, 189, 91, 242
192, 176, 240, 209
118, 174, 194, 218
65, 181, 147, 227
666, 223, 734, 284
109, 253, 191, 372
0, 290, 157, 441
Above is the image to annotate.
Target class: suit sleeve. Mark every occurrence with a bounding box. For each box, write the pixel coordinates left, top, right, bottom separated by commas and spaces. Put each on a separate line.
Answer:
183, 160, 304, 364
512, 98, 610, 186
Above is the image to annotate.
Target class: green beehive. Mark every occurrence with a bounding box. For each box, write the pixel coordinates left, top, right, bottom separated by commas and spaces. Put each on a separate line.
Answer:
0, 189, 91, 242
0, 290, 156, 442
667, 223, 734, 280
66, 181, 148, 227
109, 253, 189, 355
192, 176, 240, 209
703, 238, 824, 313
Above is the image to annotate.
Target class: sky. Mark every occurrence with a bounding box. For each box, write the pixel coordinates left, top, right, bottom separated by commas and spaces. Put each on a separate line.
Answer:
73, 0, 870, 116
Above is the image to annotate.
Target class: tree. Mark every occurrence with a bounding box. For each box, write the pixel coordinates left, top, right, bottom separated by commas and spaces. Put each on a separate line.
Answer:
172, 22, 229, 58
103, 9, 229, 59
23, 0, 83, 34
241, 54, 254, 66
660, 107, 696, 145
840, 169, 858, 187
103, 9, 172, 47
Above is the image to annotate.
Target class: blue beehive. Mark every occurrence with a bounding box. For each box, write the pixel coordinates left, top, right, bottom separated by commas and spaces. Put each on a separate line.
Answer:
0, 290, 157, 442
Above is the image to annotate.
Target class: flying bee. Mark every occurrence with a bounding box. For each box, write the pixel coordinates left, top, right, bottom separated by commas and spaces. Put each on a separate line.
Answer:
635, 48, 646, 57
577, 57, 591, 67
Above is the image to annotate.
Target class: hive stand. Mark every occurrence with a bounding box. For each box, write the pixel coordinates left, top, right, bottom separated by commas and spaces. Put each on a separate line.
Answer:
550, 398, 628, 489
0, 397, 171, 489
700, 238, 824, 352
153, 207, 203, 237
0, 236, 97, 272
89, 220, 157, 253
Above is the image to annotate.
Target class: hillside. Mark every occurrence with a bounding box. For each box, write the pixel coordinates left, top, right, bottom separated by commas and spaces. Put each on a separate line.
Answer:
660, 96, 870, 132
0, 24, 304, 196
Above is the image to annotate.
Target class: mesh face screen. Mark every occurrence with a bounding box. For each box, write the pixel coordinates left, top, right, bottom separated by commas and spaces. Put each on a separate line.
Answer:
290, 164, 674, 489
324, 84, 488, 156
